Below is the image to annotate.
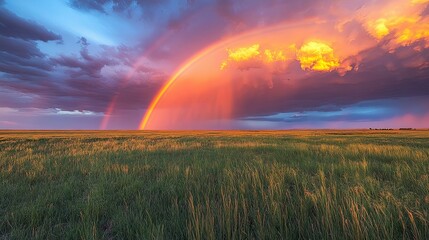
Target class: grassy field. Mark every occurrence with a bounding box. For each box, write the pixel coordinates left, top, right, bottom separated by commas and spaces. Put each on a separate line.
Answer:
1, 130, 428, 239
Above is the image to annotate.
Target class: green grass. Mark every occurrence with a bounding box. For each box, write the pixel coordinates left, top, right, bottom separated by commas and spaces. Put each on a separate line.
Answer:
1, 130, 428, 239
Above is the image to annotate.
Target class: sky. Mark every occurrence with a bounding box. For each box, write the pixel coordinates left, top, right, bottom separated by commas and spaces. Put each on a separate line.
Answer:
0, 0, 428, 130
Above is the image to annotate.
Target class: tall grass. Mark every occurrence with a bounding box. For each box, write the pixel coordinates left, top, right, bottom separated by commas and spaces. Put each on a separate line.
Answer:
0, 130, 428, 239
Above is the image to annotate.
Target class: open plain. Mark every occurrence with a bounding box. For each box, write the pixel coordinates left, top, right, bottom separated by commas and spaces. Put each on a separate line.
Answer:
1, 130, 428, 239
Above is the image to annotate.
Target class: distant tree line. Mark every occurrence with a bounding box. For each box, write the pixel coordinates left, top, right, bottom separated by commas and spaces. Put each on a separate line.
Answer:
369, 128, 416, 130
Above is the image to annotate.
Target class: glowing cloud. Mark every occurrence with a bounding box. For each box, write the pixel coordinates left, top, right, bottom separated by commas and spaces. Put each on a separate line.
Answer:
228, 44, 261, 61
221, 44, 261, 70
369, 16, 429, 47
411, 0, 429, 4
221, 44, 288, 70
264, 49, 287, 63
369, 18, 390, 39
296, 41, 339, 72
361, 0, 429, 49
393, 20, 429, 47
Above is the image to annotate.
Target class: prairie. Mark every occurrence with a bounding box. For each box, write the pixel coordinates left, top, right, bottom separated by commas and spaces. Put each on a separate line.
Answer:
1, 130, 428, 239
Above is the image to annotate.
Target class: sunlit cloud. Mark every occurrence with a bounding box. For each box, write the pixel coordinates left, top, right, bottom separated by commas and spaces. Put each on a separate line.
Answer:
411, 0, 429, 5
360, 0, 429, 50
220, 44, 261, 70
296, 41, 339, 72
264, 49, 286, 63
220, 44, 288, 70
227, 44, 260, 62
220, 41, 352, 74
368, 18, 390, 39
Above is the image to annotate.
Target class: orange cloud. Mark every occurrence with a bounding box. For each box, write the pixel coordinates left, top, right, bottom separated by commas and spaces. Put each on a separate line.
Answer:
264, 49, 286, 63
221, 41, 348, 73
368, 18, 390, 39
296, 41, 340, 72
393, 20, 429, 47
220, 44, 261, 69
221, 44, 260, 70
220, 44, 288, 70
227, 44, 260, 61
361, 0, 429, 49
411, 0, 429, 4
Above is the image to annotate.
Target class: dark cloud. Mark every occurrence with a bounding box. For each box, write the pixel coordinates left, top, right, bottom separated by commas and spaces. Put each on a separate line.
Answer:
70, 0, 171, 15
244, 95, 429, 124
1, 69, 164, 113
0, 8, 61, 42
78, 37, 89, 47
0, 60, 50, 77
51, 54, 113, 78
0, 6, 61, 81
51, 38, 117, 78
0, 52, 52, 71
69, 0, 108, 13
0, 37, 53, 78
0, 35, 44, 58
0, 24, 164, 115
244, 111, 389, 123
0, 34, 166, 115
215, 0, 325, 26
0, 2, 165, 115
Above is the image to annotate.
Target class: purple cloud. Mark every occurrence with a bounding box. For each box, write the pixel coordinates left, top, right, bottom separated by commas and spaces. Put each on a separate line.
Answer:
0, 7, 61, 42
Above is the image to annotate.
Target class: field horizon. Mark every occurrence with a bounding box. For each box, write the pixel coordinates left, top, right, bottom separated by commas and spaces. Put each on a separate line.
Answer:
1, 130, 428, 239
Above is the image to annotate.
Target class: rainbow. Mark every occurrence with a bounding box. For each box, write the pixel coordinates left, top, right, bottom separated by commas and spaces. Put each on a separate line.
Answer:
139, 43, 224, 129
138, 22, 303, 130
99, 31, 177, 130
99, 9, 212, 130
